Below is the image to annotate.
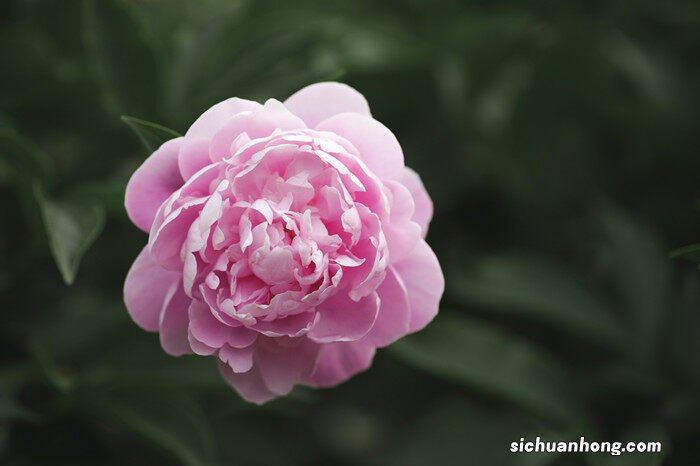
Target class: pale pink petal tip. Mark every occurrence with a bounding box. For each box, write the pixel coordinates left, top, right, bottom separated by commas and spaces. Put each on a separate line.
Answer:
284, 81, 371, 128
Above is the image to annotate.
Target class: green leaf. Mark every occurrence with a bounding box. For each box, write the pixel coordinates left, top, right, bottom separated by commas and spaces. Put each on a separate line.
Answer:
82, 393, 218, 466
669, 244, 700, 263
390, 313, 588, 426
597, 207, 669, 367
83, 0, 160, 117
383, 399, 563, 466
450, 255, 624, 348
121, 116, 181, 154
36, 187, 106, 285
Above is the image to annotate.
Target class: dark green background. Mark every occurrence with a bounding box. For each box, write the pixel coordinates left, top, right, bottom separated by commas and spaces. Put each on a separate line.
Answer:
2, 0, 699, 465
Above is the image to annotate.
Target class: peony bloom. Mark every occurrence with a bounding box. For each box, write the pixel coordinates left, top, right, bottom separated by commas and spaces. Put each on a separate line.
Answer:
124, 82, 443, 403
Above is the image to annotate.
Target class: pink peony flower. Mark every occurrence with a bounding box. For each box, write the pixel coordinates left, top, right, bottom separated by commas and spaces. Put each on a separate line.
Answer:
124, 82, 444, 403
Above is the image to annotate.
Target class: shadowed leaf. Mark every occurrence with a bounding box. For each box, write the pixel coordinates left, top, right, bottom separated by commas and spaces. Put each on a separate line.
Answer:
36, 187, 105, 285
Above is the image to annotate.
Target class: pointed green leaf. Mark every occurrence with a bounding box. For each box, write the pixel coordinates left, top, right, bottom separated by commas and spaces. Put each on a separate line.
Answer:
36, 187, 105, 285
669, 244, 700, 263
121, 115, 181, 154
390, 313, 588, 426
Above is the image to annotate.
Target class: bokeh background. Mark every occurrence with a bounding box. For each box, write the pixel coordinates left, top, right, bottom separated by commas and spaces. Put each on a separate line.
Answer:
2, 0, 700, 465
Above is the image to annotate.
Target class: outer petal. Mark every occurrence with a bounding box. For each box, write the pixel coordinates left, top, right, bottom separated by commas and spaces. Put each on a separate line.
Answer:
178, 137, 211, 180
125, 138, 184, 232
123, 247, 180, 331
383, 180, 421, 264
401, 167, 433, 237
308, 292, 379, 343
159, 281, 192, 356
364, 267, 410, 347
392, 240, 444, 332
208, 100, 306, 162
218, 361, 277, 405
316, 112, 404, 181
185, 98, 262, 139
311, 340, 376, 387
218, 345, 254, 373
255, 337, 319, 395
284, 82, 371, 128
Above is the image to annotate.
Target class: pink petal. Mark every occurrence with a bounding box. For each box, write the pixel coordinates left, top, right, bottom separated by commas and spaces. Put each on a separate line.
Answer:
364, 267, 410, 347
250, 247, 296, 285
316, 112, 404, 181
383, 180, 421, 263
125, 138, 184, 232
392, 240, 444, 332
208, 102, 306, 162
218, 361, 278, 405
159, 281, 192, 356
401, 167, 433, 237
123, 246, 180, 331
383, 220, 421, 264
189, 300, 257, 349
251, 311, 318, 338
185, 98, 262, 139
284, 82, 371, 128
178, 137, 211, 180
188, 330, 216, 356
218, 345, 254, 373
311, 340, 376, 387
256, 337, 319, 395
149, 198, 206, 270
308, 291, 379, 343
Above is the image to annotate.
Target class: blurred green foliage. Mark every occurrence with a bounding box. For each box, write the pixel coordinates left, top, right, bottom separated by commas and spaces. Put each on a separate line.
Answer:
1, 0, 699, 464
